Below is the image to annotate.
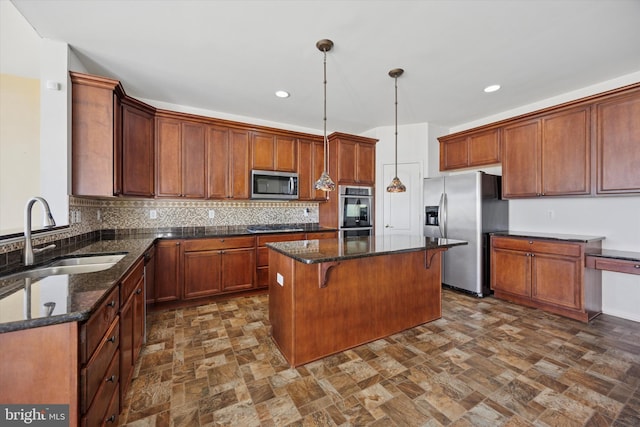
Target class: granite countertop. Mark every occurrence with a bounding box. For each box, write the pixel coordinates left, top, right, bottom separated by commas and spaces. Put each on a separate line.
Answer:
0, 224, 337, 334
491, 230, 606, 243
266, 235, 467, 264
0, 236, 156, 333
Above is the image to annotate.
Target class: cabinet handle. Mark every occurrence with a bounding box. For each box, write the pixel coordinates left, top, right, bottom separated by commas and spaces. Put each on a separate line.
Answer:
105, 414, 116, 423
176, 242, 181, 246
136, 288, 142, 294
635, 264, 640, 269
106, 374, 116, 383
107, 335, 116, 343
107, 300, 116, 308
531, 253, 535, 257
528, 241, 533, 244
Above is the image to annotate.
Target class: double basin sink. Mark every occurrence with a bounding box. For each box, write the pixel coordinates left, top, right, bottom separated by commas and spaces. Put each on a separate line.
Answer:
1, 253, 127, 282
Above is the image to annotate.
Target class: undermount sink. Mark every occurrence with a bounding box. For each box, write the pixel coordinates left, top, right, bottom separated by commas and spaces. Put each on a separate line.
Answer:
1, 253, 127, 282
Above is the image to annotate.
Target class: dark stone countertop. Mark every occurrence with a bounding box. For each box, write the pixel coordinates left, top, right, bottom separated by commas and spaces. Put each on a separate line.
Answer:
0, 224, 337, 334
266, 235, 467, 264
490, 230, 606, 243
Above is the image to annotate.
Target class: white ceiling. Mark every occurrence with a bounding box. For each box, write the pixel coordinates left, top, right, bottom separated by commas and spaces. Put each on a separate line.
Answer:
9, 0, 640, 134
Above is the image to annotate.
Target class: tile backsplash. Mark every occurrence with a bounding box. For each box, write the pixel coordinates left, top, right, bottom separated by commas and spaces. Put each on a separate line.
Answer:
0, 196, 320, 258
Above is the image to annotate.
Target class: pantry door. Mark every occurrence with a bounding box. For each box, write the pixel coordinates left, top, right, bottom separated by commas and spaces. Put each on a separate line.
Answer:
381, 162, 422, 236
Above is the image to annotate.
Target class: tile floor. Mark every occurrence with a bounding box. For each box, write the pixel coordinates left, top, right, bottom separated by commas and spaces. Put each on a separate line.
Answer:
118, 289, 640, 426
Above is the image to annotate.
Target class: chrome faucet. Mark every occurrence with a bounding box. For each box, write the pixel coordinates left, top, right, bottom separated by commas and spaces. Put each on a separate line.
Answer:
24, 196, 57, 266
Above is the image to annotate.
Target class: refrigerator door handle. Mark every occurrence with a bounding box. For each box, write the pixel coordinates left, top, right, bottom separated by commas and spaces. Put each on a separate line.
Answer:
438, 192, 446, 238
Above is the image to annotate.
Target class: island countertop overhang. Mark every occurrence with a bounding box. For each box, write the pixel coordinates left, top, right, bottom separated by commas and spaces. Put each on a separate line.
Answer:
266, 235, 467, 264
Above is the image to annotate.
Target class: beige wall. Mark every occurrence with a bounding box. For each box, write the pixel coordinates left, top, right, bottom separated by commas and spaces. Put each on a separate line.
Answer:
0, 73, 41, 231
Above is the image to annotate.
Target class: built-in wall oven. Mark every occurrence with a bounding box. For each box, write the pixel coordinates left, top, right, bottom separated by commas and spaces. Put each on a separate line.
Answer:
338, 185, 373, 238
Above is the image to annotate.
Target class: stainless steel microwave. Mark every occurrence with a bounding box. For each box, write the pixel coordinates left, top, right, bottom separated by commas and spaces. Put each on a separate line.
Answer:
251, 170, 299, 200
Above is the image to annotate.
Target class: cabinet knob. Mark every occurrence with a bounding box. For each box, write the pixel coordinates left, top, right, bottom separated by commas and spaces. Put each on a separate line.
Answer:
107, 300, 116, 307
107, 335, 116, 344
528, 241, 533, 244
136, 288, 142, 294
176, 242, 181, 246
106, 374, 116, 383
220, 239, 225, 242
105, 414, 116, 423
635, 264, 640, 269
531, 253, 535, 257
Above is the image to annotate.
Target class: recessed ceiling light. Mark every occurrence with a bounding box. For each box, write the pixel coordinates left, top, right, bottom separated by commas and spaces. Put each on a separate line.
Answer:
275, 90, 290, 98
484, 84, 501, 93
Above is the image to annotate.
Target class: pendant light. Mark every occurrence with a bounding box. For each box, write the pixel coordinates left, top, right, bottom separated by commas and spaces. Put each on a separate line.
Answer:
314, 39, 336, 192
386, 68, 406, 193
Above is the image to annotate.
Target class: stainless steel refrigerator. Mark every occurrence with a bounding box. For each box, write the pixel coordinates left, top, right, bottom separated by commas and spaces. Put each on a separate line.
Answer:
423, 171, 508, 297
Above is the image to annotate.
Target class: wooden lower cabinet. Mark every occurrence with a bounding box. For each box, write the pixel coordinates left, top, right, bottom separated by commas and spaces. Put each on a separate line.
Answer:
490, 236, 602, 322
152, 240, 182, 303
181, 236, 256, 299
119, 258, 145, 405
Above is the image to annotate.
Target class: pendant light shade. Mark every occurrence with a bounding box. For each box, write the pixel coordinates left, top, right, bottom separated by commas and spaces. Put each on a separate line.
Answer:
386, 68, 406, 193
314, 39, 336, 192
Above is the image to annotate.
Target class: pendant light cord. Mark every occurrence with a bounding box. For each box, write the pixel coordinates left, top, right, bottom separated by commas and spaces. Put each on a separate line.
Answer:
394, 75, 398, 178
323, 47, 329, 172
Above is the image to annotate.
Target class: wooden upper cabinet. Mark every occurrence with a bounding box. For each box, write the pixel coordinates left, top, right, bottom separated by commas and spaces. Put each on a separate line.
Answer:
503, 105, 591, 198
251, 132, 297, 172
502, 120, 541, 198
330, 133, 377, 185
596, 89, 640, 194
439, 128, 501, 171
540, 106, 591, 196
207, 127, 250, 199
121, 99, 155, 197
155, 116, 206, 198
297, 138, 326, 201
70, 72, 123, 197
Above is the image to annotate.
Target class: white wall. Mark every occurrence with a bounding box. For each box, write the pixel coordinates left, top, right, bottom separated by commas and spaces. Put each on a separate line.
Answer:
443, 71, 640, 323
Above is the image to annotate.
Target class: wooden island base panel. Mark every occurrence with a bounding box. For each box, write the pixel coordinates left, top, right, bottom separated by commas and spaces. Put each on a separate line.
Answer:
267, 235, 466, 367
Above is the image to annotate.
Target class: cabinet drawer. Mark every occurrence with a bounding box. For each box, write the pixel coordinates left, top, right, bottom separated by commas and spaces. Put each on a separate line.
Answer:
182, 236, 255, 251
80, 286, 119, 363
120, 258, 144, 303
306, 231, 337, 240
81, 318, 120, 413
492, 237, 581, 257
82, 349, 119, 426
588, 257, 640, 275
256, 233, 306, 246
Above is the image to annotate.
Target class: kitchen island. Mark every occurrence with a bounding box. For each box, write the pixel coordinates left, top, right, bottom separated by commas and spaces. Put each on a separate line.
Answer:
266, 235, 466, 367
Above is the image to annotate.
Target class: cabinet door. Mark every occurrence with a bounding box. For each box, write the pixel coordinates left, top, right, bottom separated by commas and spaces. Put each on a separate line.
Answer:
181, 122, 206, 198
356, 143, 376, 185
491, 247, 531, 297
221, 248, 255, 291
596, 91, 640, 193
502, 120, 541, 198
132, 274, 145, 362
531, 253, 582, 310
337, 139, 357, 184
297, 138, 325, 200
156, 117, 182, 197
207, 126, 230, 199
251, 132, 275, 170
230, 129, 251, 199
183, 250, 223, 299
120, 295, 134, 396
541, 106, 591, 196
144, 247, 155, 305
122, 103, 154, 196
154, 240, 181, 302
439, 136, 468, 171
468, 129, 501, 167
275, 135, 297, 172
297, 139, 313, 200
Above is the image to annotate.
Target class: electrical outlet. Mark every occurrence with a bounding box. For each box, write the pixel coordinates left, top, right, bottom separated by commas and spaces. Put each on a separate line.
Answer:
150, 209, 157, 219
97, 209, 102, 222
208, 209, 215, 219
76, 211, 81, 223
303, 208, 309, 217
